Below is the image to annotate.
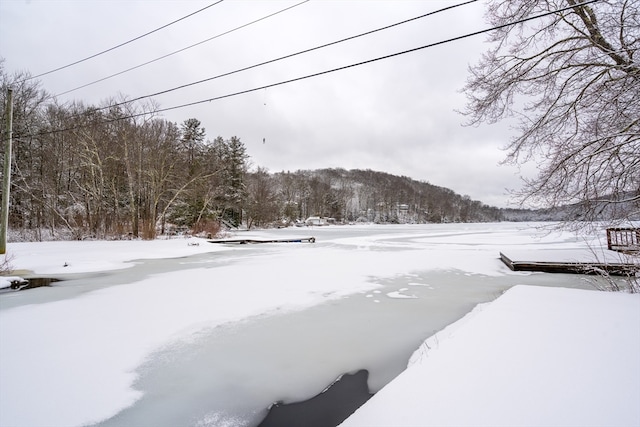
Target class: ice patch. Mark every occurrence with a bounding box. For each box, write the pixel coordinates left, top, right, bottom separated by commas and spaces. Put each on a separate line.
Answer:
194, 411, 249, 427
408, 282, 433, 289
386, 290, 418, 299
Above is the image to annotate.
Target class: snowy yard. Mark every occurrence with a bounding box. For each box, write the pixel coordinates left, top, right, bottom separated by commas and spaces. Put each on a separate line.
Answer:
0, 223, 638, 427
341, 285, 640, 427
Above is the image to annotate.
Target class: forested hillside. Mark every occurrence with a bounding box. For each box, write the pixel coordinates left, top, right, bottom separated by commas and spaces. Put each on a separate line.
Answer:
246, 168, 503, 228
2, 63, 518, 241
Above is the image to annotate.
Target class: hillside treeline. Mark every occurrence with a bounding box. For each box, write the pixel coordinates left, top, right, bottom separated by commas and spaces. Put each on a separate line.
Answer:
1, 67, 250, 240
2, 65, 507, 241
248, 168, 503, 228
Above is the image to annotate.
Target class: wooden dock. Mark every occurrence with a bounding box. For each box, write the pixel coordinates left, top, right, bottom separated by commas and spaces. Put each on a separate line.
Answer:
209, 237, 316, 244
499, 252, 637, 276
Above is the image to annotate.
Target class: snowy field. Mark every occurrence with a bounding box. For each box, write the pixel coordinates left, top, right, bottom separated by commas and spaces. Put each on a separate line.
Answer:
0, 223, 638, 427
341, 285, 640, 427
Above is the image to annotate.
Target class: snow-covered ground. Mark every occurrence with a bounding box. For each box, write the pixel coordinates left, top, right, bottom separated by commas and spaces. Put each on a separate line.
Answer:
0, 223, 638, 427
340, 285, 640, 427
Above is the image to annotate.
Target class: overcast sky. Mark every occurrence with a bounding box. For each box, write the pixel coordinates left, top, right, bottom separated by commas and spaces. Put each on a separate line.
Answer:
0, 0, 533, 208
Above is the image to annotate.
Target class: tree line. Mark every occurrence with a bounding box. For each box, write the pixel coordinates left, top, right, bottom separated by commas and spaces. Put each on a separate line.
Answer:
1, 63, 250, 240
246, 168, 504, 228
1, 62, 509, 240
3, 0, 638, 241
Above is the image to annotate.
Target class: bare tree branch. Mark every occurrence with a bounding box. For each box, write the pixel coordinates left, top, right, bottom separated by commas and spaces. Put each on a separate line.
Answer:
463, 0, 640, 225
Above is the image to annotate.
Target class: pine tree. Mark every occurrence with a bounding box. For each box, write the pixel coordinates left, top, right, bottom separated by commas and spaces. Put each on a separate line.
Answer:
179, 118, 205, 176
214, 136, 248, 226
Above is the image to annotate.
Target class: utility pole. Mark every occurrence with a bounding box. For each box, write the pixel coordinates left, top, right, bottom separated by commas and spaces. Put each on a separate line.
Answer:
1, 88, 13, 255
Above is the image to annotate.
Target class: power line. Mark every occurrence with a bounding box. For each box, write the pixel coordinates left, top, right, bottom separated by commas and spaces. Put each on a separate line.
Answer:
94, 0, 478, 113
23, 1, 224, 82
107, 0, 600, 117
54, 0, 310, 98
8, 0, 601, 141
13, 0, 475, 124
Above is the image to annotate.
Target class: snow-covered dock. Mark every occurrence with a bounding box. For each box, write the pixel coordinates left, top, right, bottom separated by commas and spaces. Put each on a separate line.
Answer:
208, 237, 316, 244
500, 251, 637, 275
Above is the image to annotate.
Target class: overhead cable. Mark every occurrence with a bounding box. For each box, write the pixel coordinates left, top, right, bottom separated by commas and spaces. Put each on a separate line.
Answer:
54, 0, 310, 97
111, 0, 602, 119
22, 1, 224, 82
94, 0, 477, 112
9, 0, 601, 140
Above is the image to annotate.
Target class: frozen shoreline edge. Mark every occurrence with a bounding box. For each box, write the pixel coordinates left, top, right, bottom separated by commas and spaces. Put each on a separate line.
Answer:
340, 285, 640, 426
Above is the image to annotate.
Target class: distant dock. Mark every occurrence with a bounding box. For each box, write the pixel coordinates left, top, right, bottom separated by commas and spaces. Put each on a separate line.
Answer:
209, 237, 316, 244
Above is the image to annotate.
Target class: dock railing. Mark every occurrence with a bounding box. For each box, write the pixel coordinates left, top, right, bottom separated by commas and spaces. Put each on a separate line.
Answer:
606, 228, 640, 252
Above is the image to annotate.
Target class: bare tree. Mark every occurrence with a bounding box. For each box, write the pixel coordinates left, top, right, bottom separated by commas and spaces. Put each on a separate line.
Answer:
245, 167, 279, 229
0, 63, 52, 239
463, 0, 639, 226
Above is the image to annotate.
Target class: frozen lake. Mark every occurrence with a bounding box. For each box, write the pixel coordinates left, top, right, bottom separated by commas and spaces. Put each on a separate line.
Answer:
0, 223, 603, 427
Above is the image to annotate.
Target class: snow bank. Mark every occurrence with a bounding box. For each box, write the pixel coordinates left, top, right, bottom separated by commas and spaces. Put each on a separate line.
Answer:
0, 276, 26, 290
5, 237, 224, 275
341, 285, 640, 427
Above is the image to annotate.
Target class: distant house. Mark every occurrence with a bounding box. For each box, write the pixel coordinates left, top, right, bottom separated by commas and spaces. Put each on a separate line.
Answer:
396, 203, 410, 223
305, 216, 328, 226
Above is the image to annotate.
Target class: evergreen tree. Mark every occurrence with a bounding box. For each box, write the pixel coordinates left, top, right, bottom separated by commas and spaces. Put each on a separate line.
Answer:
214, 136, 248, 226
179, 118, 206, 176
